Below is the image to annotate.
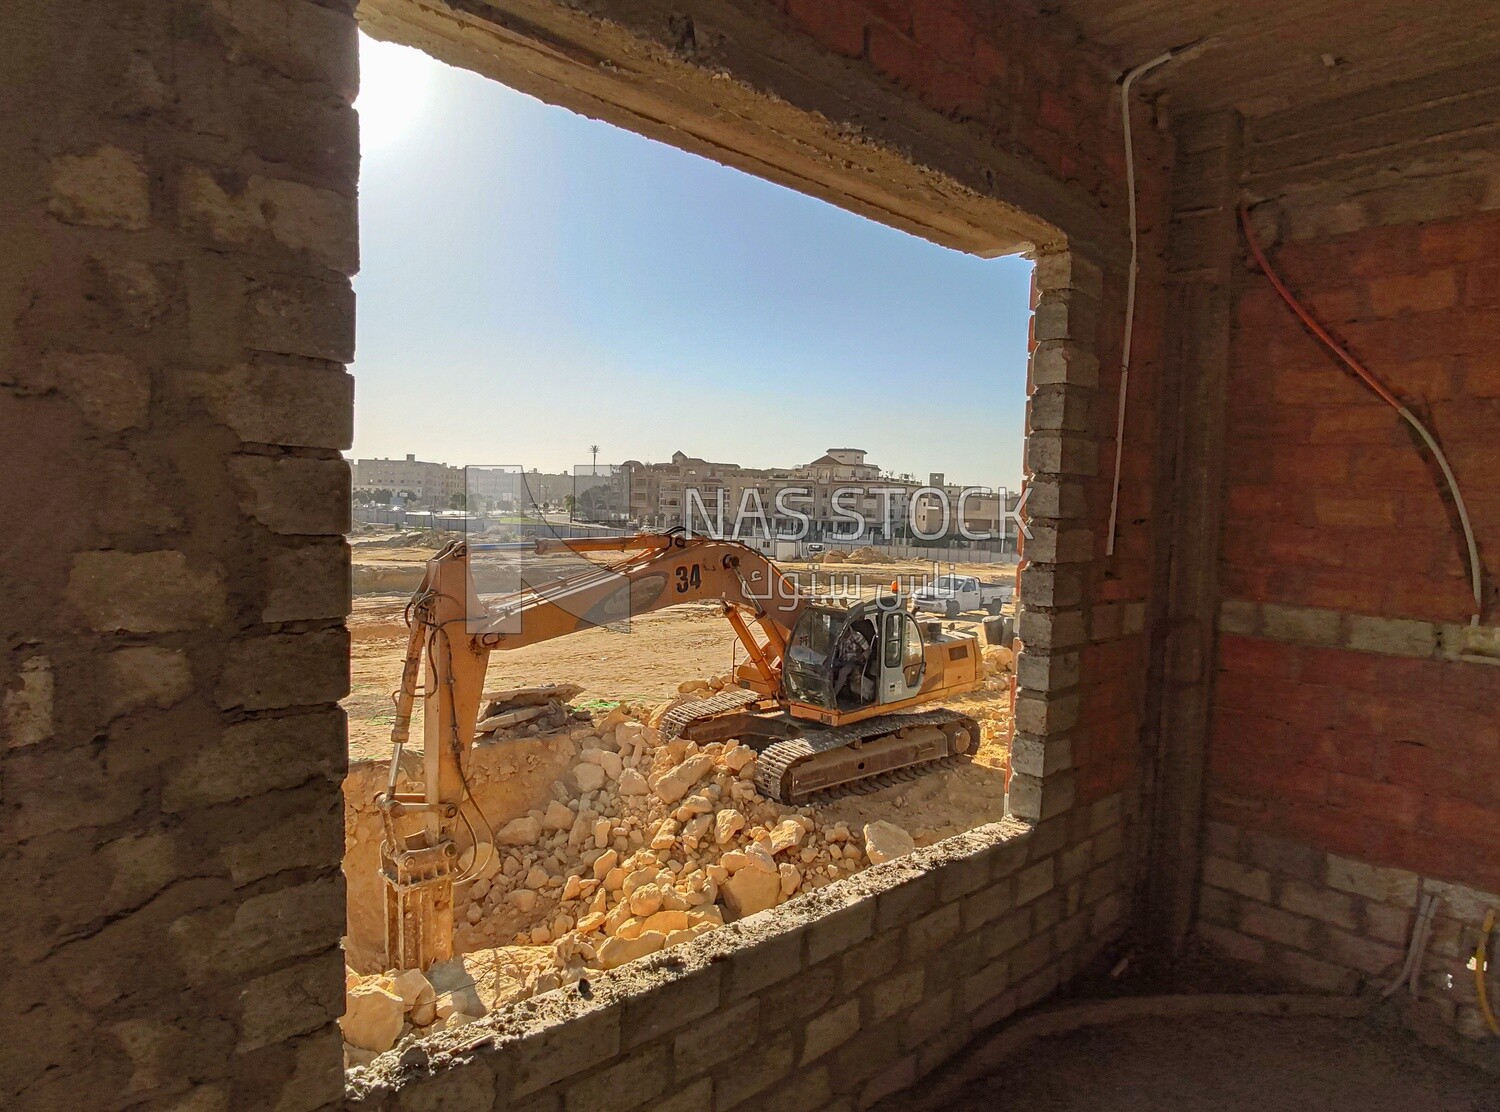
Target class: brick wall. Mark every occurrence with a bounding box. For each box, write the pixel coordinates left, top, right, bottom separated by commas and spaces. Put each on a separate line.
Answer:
779, 0, 1131, 212
1201, 60, 1500, 1037
1210, 634, 1500, 893
1222, 211, 1500, 623
1, 0, 1176, 1107
349, 803, 1133, 1111
1, 1, 357, 1108
1200, 821, 1500, 1044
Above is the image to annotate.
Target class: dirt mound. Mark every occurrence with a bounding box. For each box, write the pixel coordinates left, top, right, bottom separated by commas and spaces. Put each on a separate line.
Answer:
351, 529, 445, 549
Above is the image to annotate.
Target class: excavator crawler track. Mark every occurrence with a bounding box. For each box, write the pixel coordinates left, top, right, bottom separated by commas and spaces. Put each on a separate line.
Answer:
794, 755, 964, 802
754, 708, 978, 804
657, 687, 764, 741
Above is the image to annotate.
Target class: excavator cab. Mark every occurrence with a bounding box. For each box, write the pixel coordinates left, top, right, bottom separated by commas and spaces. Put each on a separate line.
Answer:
781, 595, 927, 715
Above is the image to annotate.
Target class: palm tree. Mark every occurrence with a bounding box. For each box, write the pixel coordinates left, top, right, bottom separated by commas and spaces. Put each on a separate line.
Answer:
589, 444, 600, 475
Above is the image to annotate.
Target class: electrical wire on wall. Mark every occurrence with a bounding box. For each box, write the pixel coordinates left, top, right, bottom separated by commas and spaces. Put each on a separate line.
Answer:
1238, 205, 1487, 630
1106, 40, 1213, 557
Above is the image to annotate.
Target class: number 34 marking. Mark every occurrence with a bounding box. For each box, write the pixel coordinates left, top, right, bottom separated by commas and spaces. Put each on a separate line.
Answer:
674, 564, 702, 593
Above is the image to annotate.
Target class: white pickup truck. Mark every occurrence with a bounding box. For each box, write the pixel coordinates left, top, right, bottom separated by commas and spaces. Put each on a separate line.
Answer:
911, 574, 1014, 618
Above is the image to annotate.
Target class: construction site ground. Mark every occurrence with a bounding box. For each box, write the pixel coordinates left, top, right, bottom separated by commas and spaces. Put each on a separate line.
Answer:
344, 529, 1016, 844
339, 530, 1018, 1068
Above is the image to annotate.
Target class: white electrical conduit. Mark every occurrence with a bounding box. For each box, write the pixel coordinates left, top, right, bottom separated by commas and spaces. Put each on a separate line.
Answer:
1383, 891, 1440, 999
1239, 207, 1486, 629
1106, 42, 1212, 557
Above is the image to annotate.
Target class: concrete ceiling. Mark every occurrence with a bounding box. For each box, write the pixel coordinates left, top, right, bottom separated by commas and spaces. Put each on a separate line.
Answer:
1040, 0, 1500, 115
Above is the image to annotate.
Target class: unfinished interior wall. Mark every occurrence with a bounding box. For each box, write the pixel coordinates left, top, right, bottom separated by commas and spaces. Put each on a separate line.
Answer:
1197, 60, 1500, 1043
1, 1, 358, 1108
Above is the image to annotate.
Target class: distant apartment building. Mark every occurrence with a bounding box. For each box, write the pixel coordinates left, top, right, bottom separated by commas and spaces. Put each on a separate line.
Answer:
618, 449, 1013, 543
351, 456, 606, 512
350, 454, 463, 506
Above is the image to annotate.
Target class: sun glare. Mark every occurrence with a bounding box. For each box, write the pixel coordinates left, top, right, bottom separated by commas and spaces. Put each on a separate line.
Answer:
356, 34, 435, 156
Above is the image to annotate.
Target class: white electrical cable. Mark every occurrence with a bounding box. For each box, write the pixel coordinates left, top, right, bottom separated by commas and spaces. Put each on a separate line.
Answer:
1384, 890, 1441, 999
1399, 406, 1483, 627
1106, 49, 1175, 557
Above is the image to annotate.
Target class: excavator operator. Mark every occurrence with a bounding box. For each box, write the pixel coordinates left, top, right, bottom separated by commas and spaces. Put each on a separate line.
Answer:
832, 616, 876, 707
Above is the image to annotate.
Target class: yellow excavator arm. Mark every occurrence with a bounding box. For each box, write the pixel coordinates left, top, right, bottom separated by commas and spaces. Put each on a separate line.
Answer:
378, 532, 807, 968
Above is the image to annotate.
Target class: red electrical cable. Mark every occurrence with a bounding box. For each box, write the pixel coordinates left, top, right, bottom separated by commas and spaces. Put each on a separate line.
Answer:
1238, 203, 1485, 626
1237, 204, 1404, 411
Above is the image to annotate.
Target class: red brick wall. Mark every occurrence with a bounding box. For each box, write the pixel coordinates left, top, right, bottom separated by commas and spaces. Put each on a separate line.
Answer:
780, 0, 1130, 210
1210, 206, 1500, 893
1222, 210, 1500, 623
1209, 634, 1500, 893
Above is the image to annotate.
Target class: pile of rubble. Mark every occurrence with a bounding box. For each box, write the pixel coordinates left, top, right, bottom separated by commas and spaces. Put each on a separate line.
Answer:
813, 545, 893, 565
341, 703, 884, 1064
343, 653, 1014, 1068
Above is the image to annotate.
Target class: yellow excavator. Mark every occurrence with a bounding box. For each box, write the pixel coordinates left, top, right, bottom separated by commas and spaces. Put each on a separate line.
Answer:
377, 531, 985, 967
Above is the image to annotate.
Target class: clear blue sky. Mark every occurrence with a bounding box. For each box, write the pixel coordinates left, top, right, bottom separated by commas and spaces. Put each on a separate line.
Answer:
352, 33, 1034, 488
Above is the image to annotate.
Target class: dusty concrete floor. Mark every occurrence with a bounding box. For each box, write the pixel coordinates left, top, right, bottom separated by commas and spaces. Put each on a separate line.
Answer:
905, 1015, 1497, 1112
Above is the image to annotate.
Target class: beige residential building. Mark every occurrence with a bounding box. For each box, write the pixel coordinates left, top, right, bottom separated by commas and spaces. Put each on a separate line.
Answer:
350, 454, 462, 506
619, 449, 1008, 542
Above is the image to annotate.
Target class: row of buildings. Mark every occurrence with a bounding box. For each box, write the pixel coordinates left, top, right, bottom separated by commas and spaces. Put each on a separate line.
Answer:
349, 455, 591, 510
351, 449, 1020, 544
619, 449, 1018, 543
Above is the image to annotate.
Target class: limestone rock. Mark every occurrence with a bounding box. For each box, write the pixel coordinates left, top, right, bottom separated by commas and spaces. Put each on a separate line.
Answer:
722, 745, 756, 773
983, 645, 1016, 672
542, 800, 575, 832
676, 793, 714, 819
457, 842, 502, 881
721, 866, 782, 919
681, 814, 712, 844
617, 768, 649, 796
592, 849, 619, 880
508, 889, 538, 913
863, 821, 915, 864
769, 819, 808, 855
650, 819, 679, 850
638, 909, 692, 935
715, 809, 747, 844
628, 884, 665, 917
497, 815, 542, 845
665, 923, 717, 948
651, 754, 716, 804
598, 931, 666, 969
340, 982, 404, 1053
575, 763, 606, 792
390, 970, 436, 1026
582, 748, 624, 779
779, 862, 802, 897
